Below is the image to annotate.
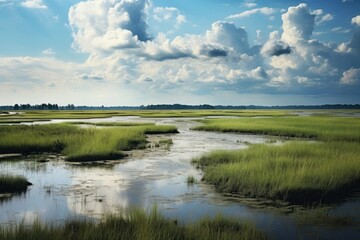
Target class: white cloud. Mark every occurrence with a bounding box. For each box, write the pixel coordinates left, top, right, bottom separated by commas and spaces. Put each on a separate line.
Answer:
41, 48, 55, 56
4, 1, 360, 105
311, 8, 334, 26
352, 15, 360, 26
261, 31, 291, 56
226, 7, 276, 19
340, 68, 360, 85
336, 42, 351, 53
206, 21, 249, 53
331, 27, 351, 34
69, 0, 150, 53
244, 3, 257, 8
316, 13, 334, 25
152, 7, 187, 33
21, 0, 47, 9
153, 7, 186, 29
281, 3, 315, 45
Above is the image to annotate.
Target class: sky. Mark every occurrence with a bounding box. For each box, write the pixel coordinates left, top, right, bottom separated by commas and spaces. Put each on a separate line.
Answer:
0, 0, 360, 106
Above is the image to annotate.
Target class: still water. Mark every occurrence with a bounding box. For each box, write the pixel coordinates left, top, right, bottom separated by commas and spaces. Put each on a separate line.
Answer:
0, 117, 359, 239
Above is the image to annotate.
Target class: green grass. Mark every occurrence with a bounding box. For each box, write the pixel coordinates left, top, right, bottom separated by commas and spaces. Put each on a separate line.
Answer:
193, 116, 360, 142
193, 116, 360, 204
193, 141, 360, 204
0, 110, 294, 123
0, 124, 178, 162
0, 209, 266, 240
67, 122, 156, 127
2, 110, 360, 123
0, 175, 31, 193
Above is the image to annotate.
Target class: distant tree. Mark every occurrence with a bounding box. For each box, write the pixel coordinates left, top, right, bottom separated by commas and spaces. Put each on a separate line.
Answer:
14, 104, 19, 110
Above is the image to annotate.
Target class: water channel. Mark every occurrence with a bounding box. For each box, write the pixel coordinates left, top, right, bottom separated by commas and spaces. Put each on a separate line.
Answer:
0, 117, 359, 239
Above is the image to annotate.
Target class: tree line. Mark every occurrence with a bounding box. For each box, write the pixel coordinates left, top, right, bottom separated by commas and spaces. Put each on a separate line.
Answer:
0, 103, 359, 111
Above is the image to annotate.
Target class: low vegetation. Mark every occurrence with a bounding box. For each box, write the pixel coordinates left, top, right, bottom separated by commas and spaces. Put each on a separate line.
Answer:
0, 175, 31, 193
193, 141, 360, 204
67, 122, 155, 127
193, 116, 360, 204
0, 110, 294, 123
193, 116, 360, 142
0, 209, 266, 240
0, 123, 178, 162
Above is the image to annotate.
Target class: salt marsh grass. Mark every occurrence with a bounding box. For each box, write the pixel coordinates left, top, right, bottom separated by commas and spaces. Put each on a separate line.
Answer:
0, 209, 266, 240
0, 110, 293, 123
193, 116, 360, 204
0, 175, 31, 193
193, 141, 360, 203
194, 116, 360, 142
0, 124, 178, 162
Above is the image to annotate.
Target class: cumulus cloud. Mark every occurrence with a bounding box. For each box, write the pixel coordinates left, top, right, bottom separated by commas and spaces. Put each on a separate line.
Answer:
8, 0, 357, 103
340, 68, 360, 85
352, 15, 360, 26
206, 21, 249, 53
281, 3, 315, 45
261, 31, 291, 56
139, 21, 251, 61
21, 0, 47, 9
153, 7, 186, 28
69, 0, 150, 53
312, 9, 333, 25
226, 7, 276, 19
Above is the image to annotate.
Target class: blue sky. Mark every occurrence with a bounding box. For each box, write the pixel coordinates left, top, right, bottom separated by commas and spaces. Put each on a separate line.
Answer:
0, 0, 359, 106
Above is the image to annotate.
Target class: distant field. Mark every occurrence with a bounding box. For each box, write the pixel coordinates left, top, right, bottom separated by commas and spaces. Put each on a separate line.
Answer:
1, 109, 360, 124
193, 116, 360, 204
193, 116, 360, 142
0, 109, 295, 123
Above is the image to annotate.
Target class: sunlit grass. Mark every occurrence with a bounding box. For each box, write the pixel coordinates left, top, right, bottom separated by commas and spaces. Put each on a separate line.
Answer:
0, 124, 178, 162
0, 208, 266, 240
193, 141, 360, 204
193, 116, 360, 142
193, 116, 360, 204
0, 110, 294, 123
0, 175, 31, 193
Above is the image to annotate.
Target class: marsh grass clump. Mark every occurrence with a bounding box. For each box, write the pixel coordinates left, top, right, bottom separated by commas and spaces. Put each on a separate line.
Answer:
195, 141, 360, 204
187, 176, 196, 185
193, 116, 360, 204
0, 175, 31, 193
0, 209, 266, 240
0, 124, 178, 162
